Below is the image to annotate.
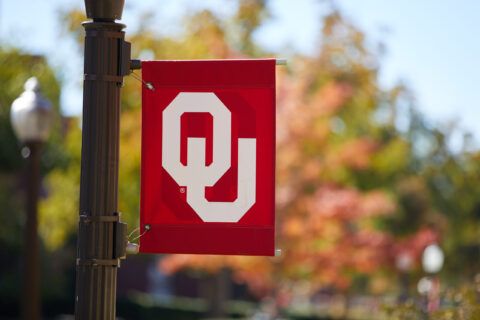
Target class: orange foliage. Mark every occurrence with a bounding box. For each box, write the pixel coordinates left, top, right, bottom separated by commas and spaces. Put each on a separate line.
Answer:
336, 138, 379, 169
159, 64, 405, 296
156, 8, 440, 299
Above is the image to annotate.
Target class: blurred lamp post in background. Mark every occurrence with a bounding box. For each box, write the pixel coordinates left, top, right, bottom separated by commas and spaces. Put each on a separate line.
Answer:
395, 252, 413, 302
10, 77, 52, 320
420, 244, 445, 315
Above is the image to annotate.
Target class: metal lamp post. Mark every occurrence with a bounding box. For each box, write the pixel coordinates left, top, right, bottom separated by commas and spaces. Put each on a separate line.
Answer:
395, 252, 413, 302
421, 243, 444, 315
75, 0, 130, 319
10, 77, 53, 320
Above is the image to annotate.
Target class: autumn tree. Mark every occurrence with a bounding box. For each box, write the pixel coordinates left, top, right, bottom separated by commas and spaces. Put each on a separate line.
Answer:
38, 1, 480, 316
158, 8, 441, 302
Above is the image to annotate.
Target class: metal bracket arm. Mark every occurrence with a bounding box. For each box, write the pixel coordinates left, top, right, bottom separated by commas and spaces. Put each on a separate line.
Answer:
128, 58, 286, 71
130, 59, 142, 70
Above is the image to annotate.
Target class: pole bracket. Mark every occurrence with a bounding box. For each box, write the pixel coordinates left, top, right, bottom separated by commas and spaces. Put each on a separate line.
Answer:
79, 212, 127, 262
119, 40, 132, 77
130, 59, 142, 70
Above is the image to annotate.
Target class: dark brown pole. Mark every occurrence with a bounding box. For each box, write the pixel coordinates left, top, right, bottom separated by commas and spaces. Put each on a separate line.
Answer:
21, 142, 41, 320
75, 1, 129, 319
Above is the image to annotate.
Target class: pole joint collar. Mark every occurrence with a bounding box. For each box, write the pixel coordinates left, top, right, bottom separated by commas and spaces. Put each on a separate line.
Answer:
76, 258, 120, 267
79, 213, 121, 223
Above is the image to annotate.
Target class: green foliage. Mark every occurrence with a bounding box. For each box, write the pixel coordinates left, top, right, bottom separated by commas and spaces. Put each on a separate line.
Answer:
39, 120, 81, 249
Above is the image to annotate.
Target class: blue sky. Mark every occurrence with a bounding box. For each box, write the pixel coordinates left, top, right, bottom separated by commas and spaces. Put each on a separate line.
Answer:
1, 0, 479, 146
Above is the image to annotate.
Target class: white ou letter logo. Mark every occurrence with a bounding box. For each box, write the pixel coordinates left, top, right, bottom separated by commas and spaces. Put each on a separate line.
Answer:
162, 92, 256, 222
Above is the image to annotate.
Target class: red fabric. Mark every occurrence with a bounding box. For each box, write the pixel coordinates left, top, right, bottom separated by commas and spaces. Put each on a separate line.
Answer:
140, 60, 276, 256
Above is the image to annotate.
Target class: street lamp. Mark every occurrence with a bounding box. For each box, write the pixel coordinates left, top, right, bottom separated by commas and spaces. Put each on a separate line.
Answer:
395, 252, 414, 302
420, 243, 444, 315
10, 77, 52, 320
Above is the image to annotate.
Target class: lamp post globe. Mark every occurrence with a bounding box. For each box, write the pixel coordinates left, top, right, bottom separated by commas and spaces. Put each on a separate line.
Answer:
10, 77, 52, 143
422, 244, 444, 274
10, 76, 53, 320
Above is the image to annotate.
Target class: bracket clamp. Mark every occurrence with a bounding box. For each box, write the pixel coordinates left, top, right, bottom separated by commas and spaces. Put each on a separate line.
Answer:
78, 212, 127, 263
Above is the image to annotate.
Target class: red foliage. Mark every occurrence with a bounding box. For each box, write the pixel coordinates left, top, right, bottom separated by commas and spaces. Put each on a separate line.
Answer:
158, 57, 440, 298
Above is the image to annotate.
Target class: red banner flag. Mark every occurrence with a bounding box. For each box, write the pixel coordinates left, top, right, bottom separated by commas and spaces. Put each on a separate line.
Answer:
140, 60, 276, 256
